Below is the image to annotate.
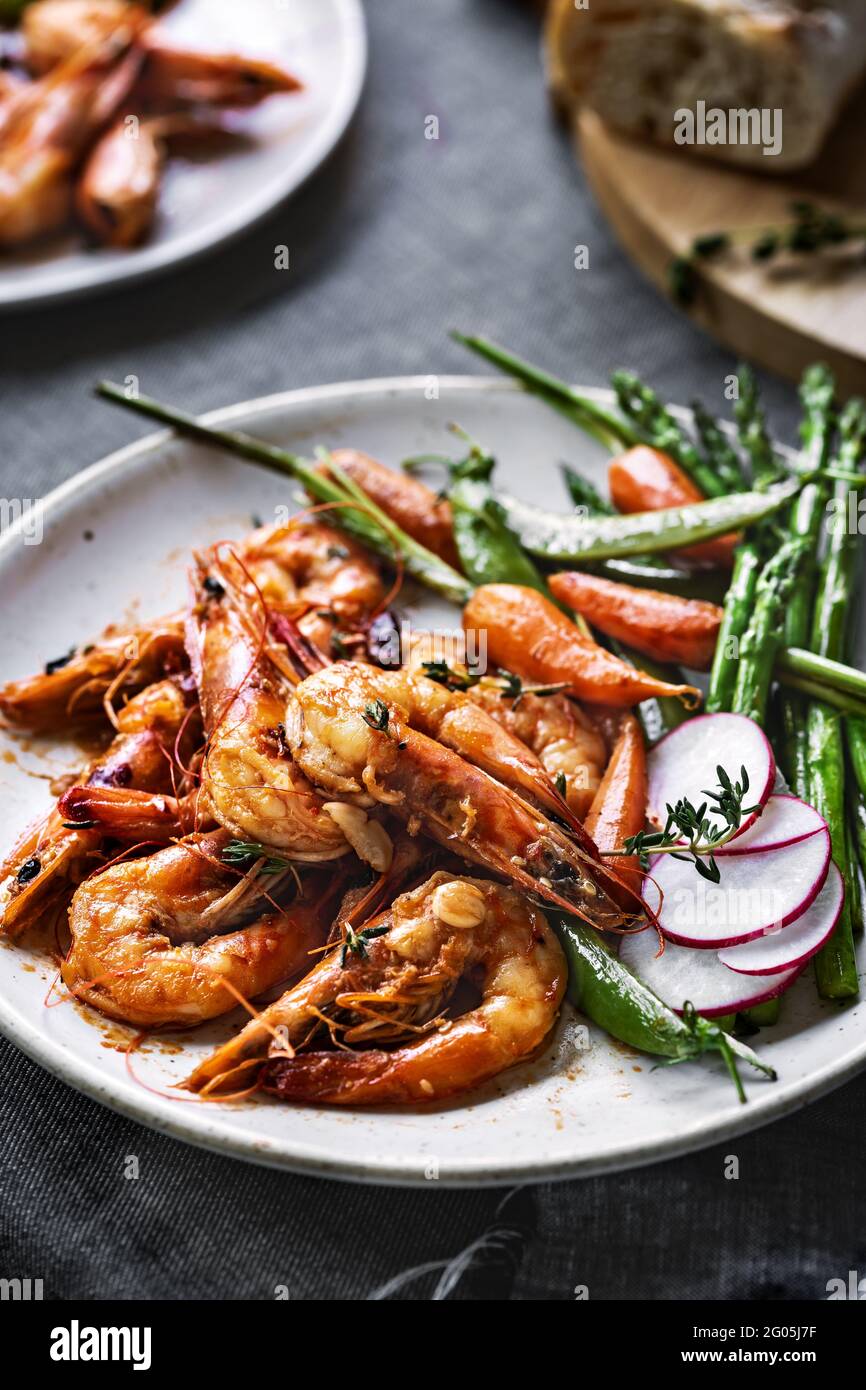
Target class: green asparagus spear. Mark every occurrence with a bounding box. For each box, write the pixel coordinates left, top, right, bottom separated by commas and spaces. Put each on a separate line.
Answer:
691, 399, 747, 493
734, 364, 785, 492
611, 371, 727, 498
452, 334, 638, 453
793, 369, 860, 999
731, 541, 808, 726
706, 546, 762, 714
809, 702, 859, 997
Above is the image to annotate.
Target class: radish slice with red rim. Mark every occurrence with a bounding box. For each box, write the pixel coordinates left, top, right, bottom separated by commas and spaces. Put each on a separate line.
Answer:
618, 926, 802, 1017
647, 713, 775, 842
718, 863, 844, 976
716, 794, 826, 856
642, 827, 831, 948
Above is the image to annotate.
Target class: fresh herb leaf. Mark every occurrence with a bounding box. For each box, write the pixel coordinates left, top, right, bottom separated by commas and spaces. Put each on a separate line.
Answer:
44, 649, 75, 676
616, 765, 760, 881
340, 922, 390, 967
221, 840, 293, 875
363, 699, 390, 732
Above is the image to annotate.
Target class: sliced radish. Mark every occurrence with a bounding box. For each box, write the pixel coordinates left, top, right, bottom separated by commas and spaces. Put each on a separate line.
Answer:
643, 828, 830, 948
716, 794, 827, 856
618, 926, 802, 1017
647, 713, 775, 842
718, 863, 844, 976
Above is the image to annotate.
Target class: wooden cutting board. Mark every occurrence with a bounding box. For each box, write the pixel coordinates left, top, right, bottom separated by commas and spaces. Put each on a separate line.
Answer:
576, 98, 866, 396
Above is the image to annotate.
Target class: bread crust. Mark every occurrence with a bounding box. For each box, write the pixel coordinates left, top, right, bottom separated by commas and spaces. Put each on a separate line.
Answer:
545, 0, 866, 169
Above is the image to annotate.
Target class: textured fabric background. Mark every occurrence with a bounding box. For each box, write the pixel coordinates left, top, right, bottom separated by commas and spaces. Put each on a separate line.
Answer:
0, 0, 862, 1301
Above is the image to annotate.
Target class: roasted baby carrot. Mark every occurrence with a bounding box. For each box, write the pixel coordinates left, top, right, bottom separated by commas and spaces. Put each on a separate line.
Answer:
584, 713, 646, 907
462, 584, 700, 708
549, 571, 723, 671
608, 445, 738, 569
319, 448, 461, 569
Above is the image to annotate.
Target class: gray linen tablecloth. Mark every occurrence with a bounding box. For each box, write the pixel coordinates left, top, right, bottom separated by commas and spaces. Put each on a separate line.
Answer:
1, 0, 862, 1300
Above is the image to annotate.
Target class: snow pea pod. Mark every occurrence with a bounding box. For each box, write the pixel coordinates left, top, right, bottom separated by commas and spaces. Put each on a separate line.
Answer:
548, 912, 775, 1100
449, 476, 548, 594
498, 477, 802, 564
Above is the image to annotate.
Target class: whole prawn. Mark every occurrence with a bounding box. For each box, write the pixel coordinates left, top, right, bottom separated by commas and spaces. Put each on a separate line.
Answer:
0, 677, 198, 937
189, 551, 392, 871
186, 871, 566, 1104
0, 613, 186, 733
0, 25, 143, 247
285, 661, 632, 927
62, 828, 334, 1027
405, 630, 607, 818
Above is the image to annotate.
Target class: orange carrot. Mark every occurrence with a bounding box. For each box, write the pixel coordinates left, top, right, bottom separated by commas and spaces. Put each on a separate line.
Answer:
584, 714, 647, 908
462, 584, 701, 708
549, 571, 723, 671
608, 446, 738, 569
319, 448, 461, 569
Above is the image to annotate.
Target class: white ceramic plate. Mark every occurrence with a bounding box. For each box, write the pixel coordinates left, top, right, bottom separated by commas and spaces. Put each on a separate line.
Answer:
1, 377, 864, 1186
0, 0, 366, 309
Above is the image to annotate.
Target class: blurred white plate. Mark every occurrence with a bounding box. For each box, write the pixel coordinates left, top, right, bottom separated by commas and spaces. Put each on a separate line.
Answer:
0, 377, 863, 1185
0, 0, 366, 309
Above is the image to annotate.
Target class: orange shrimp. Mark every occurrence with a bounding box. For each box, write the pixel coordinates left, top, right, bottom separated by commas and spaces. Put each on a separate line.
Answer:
62, 829, 333, 1027
285, 660, 631, 926
0, 26, 142, 247
22, 1, 302, 107
0, 678, 197, 937
185, 871, 566, 1104
0, 613, 186, 733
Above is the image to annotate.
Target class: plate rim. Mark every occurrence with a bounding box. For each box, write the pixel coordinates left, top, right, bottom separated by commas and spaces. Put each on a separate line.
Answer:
0, 0, 368, 311
1, 373, 864, 1187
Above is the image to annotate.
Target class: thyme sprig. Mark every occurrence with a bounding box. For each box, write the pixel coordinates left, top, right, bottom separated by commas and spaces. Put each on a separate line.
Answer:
363, 699, 391, 732
670, 201, 866, 305
340, 922, 390, 967
420, 660, 565, 708
610, 764, 760, 883
221, 840, 295, 875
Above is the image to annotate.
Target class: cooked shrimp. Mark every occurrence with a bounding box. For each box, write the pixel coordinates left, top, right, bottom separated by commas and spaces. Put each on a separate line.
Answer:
62, 829, 332, 1027
75, 109, 230, 247
0, 678, 196, 937
285, 662, 631, 927
0, 29, 142, 247
0, 613, 186, 732
23, 0, 301, 106
134, 41, 301, 110
186, 871, 566, 1103
218, 517, 387, 663
74, 110, 164, 247
21, 1, 140, 73
405, 630, 607, 819
190, 564, 389, 870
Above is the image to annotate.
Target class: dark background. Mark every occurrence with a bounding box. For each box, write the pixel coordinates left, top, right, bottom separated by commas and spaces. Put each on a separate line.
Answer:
1, 0, 862, 1300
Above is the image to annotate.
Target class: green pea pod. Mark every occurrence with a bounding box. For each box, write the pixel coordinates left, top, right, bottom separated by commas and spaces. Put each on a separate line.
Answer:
548, 913, 776, 1101
448, 477, 547, 593
498, 476, 801, 564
